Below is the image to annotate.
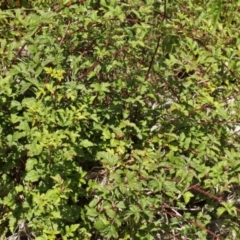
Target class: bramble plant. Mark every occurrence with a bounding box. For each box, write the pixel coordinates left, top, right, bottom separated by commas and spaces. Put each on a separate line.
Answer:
1, 0, 240, 239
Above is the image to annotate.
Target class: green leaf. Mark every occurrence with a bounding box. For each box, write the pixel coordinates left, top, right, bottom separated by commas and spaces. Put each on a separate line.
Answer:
105, 208, 116, 218
217, 207, 226, 217
89, 198, 100, 208
25, 170, 40, 182
51, 211, 61, 219
86, 208, 99, 217
102, 128, 112, 140
70, 224, 80, 232
97, 151, 119, 167
80, 139, 94, 148
94, 215, 110, 231
25, 158, 38, 171
183, 137, 191, 150
163, 181, 178, 193
43, 229, 60, 235
91, 82, 110, 93
183, 191, 194, 204
116, 201, 126, 209
15, 185, 23, 192
25, 142, 43, 156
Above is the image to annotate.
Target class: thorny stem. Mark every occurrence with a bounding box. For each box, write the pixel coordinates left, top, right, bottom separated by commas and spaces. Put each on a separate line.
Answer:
163, 209, 220, 239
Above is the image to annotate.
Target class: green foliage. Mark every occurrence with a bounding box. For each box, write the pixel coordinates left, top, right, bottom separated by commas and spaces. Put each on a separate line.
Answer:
1, 0, 240, 239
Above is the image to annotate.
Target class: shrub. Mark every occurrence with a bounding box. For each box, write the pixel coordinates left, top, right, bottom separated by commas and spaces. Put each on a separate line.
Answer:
1, 0, 240, 239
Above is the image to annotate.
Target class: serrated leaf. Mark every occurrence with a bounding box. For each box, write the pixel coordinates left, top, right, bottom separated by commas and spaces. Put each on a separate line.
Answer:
217, 207, 226, 217
102, 128, 111, 140
101, 224, 118, 238
80, 139, 94, 147
94, 215, 110, 231
25, 158, 38, 171
87, 208, 99, 217
25, 170, 40, 182
106, 208, 116, 218
15, 185, 23, 192
90, 114, 98, 122
89, 198, 100, 208
163, 181, 178, 193
184, 137, 191, 150
45, 189, 59, 201
97, 151, 118, 167
70, 224, 80, 232
183, 191, 194, 204
116, 201, 126, 209
51, 211, 61, 219
13, 131, 26, 141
